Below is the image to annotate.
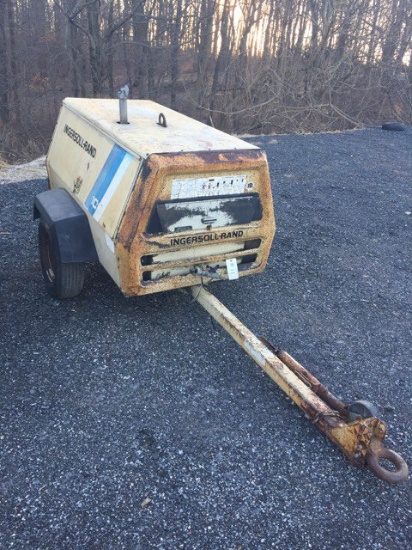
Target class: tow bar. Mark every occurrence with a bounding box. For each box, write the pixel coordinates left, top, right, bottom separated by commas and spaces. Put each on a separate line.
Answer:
191, 285, 409, 484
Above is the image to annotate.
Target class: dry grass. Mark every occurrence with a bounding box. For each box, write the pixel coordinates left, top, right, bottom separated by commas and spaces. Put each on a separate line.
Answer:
0, 157, 10, 169
0, 156, 46, 184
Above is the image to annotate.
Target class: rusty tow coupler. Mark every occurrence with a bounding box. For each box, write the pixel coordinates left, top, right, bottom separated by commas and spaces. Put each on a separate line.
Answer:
190, 285, 409, 484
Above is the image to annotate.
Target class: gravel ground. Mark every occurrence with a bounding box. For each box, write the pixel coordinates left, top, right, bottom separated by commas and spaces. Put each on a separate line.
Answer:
1, 128, 411, 549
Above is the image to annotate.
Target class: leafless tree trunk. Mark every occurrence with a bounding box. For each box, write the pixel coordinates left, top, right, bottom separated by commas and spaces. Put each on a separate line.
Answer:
170, 0, 183, 109
133, 1, 151, 98
6, 0, 19, 126
195, 0, 216, 116
0, 0, 10, 124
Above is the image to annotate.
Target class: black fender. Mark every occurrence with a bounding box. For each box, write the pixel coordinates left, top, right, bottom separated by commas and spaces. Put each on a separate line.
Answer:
34, 188, 98, 264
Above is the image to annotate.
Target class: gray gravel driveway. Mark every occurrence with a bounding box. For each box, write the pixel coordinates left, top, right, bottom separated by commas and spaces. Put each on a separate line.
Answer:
1, 128, 411, 549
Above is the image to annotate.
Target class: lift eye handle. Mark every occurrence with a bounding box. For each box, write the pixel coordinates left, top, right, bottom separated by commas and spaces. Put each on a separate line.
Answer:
157, 113, 167, 128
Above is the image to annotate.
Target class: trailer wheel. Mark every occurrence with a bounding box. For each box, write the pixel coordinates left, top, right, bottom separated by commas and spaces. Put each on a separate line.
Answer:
38, 221, 85, 298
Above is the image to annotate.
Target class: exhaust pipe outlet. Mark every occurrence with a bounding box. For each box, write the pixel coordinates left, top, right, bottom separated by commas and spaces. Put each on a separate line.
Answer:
118, 85, 129, 124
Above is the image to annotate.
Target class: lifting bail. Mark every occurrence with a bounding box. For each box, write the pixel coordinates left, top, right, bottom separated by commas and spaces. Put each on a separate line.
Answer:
190, 284, 409, 484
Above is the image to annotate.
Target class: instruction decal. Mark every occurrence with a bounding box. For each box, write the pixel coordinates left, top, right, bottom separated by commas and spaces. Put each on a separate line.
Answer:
171, 175, 246, 199
226, 258, 239, 280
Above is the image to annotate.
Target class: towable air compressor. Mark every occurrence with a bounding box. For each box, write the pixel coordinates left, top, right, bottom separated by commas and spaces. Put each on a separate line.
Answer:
34, 97, 408, 484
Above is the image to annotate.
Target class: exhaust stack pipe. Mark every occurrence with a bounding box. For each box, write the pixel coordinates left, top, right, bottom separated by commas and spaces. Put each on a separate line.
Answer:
118, 85, 129, 124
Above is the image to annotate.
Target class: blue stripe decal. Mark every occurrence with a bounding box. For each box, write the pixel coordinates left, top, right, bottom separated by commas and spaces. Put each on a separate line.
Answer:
85, 144, 127, 216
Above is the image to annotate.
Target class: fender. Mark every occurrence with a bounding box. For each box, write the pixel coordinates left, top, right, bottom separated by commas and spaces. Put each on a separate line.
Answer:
34, 188, 98, 263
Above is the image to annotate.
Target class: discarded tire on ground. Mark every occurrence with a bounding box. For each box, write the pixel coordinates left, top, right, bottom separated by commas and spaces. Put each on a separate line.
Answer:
382, 122, 407, 131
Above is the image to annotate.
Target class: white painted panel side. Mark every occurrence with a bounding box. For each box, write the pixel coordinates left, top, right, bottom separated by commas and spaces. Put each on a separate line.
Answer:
47, 105, 142, 239
88, 218, 120, 287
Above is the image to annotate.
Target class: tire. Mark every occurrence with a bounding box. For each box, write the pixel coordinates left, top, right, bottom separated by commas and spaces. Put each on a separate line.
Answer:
38, 221, 85, 298
382, 122, 407, 131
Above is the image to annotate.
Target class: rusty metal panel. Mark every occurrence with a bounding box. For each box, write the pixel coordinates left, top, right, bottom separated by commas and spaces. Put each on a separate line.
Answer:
116, 150, 275, 295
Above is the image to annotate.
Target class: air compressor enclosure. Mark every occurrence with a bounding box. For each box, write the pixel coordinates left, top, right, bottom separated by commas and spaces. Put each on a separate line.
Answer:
45, 98, 275, 296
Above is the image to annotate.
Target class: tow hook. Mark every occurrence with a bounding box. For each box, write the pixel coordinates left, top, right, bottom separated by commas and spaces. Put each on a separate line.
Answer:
366, 439, 409, 484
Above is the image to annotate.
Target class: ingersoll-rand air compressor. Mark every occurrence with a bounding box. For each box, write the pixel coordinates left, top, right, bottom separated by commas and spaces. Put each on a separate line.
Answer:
34, 96, 408, 484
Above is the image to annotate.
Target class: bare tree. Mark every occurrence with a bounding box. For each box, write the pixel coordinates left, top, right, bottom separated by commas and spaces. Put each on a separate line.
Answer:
0, 0, 10, 125
1, 0, 412, 164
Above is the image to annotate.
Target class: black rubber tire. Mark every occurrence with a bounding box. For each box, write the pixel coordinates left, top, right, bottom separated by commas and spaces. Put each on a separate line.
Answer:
382, 122, 407, 131
38, 221, 85, 299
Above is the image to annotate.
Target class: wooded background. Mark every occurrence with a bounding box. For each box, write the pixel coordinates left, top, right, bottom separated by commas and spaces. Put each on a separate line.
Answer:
1, 0, 411, 163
